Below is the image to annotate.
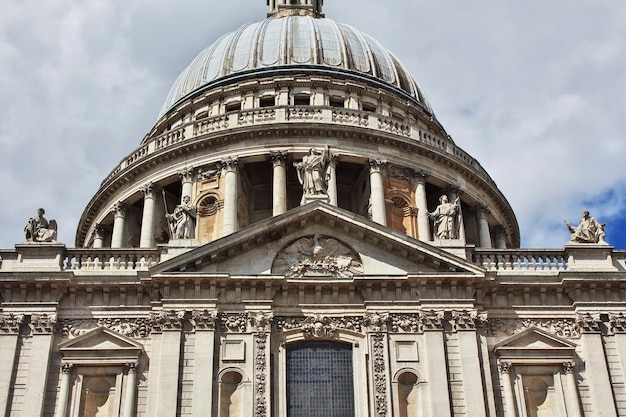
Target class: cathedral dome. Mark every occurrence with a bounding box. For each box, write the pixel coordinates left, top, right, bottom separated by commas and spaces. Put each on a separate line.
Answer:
158, 14, 433, 119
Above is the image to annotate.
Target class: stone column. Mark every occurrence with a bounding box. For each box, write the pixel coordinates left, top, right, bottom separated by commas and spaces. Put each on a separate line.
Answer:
327, 156, 338, 207
562, 362, 583, 417
0, 314, 23, 415
147, 311, 184, 417
221, 158, 239, 235
111, 203, 127, 249
271, 152, 288, 216
56, 363, 73, 417
369, 160, 387, 226
22, 314, 55, 417
191, 311, 217, 417
92, 224, 105, 248
477, 206, 493, 249
140, 183, 157, 248
577, 314, 618, 417
494, 226, 508, 249
498, 361, 517, 417
123, 362, 138, 417
179, 168, 195, 203
449, 189, 466, 244
413, 172, 431, 242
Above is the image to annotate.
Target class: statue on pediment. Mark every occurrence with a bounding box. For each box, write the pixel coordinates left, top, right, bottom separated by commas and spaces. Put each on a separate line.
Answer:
565, 210, 606, 244
272, 234, 363, 278
24, 208, 57, 243
166, 195, 197, 239
429, 195, 460, 240
294, 145, 332, 204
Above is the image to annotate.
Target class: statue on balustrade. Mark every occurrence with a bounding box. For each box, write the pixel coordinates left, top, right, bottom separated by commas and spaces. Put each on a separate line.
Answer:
166, 195, 197, 239
429, 195, 460, 240
294, 145, 333, 204
24, 208, 57, 243
565, 210, 606, 244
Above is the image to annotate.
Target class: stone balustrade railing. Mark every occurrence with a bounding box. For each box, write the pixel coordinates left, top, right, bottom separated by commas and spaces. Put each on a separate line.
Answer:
63, 248, 162, 272
473, 249, 569, 272
101, 105, 492, 186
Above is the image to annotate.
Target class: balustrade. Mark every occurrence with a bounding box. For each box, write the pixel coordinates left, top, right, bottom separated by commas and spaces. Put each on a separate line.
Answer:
63, 249, 161, 272
473, 249, 568, 272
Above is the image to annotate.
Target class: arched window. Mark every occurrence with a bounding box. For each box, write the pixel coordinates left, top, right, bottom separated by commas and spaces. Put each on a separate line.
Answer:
286, 341, 354, 417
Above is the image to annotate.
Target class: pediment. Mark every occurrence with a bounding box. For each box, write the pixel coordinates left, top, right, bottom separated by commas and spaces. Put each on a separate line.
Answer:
152, 202, 485, 278
495, 327, 576, 361
59, 326, 143, 352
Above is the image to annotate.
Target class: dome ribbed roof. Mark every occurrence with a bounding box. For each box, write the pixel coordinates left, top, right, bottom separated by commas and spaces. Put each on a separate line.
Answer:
158, 15, 433, 118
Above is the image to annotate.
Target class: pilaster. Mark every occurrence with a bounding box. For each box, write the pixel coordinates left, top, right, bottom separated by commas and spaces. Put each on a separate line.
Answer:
0, 314, 23, 416
421, 311, 451, 417
190, 309, 218, 417
22, 313, 56, 417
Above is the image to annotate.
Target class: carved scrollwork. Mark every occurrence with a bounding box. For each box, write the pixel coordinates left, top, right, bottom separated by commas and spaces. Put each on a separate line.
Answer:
254, 331, 269, 417
0, 313, 23, 334
420, 310, 444, 331
451, 310, 478, 331
302, 315, 337, 339
58, 318, 150, 338
220, 312, 249, 333
576, 312, 601, 333
30, 313, 57, 334
390, 314, 421, 333
276, 315, 365, 335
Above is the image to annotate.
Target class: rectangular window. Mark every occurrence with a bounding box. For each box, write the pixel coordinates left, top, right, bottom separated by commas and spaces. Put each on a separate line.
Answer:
294, 96, 311, 106
329, 97, 345, 108
260, 97, 276, 108
225, 102, 242, 113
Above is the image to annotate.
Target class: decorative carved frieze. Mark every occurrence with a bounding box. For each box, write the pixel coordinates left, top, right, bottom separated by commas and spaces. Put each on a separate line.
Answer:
150, 310, 185, 333
30, 313, 57, 334
420, 310, 444, 331
0, 313, 23, 334
365, 313, 389, 333
271, 234, 363, 278
390, 314, 420, 333
191, 309, 218, 331
609, 313, 626, 334
372, 333, 389, 417
220, 312, 249, 333
58, 318, 150, 338
276, 315, 365, 334
477, 318, 580, 339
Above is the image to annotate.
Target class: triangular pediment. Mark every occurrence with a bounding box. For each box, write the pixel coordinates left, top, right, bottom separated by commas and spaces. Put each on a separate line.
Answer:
495, 327, 576, 361
152, 202, 485, 278
59, 326, 143, 352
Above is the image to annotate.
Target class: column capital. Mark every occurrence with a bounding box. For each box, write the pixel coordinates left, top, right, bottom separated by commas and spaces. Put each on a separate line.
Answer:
447, 186, 465, 197
93, 223, 108, 239
140, 183, 158, 197
412, 169, 429, 182
0, 313, 24, 334
270, 151, 288, 166
111, 202, 127, 218
125, 362, 138, 374
60, 362, 74, 374
220, 157, 240, 172
30, 313, 57, 334
368, 159, 386, 173
178, 167, 195, 182
191, 309, 219, 331
562, 361, 576, 374
476, 205, 491, 218
498, 361, 512, 374
576, 312, 602, 333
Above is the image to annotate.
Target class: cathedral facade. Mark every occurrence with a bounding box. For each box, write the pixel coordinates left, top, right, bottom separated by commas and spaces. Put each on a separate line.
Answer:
1, 1, 625, 416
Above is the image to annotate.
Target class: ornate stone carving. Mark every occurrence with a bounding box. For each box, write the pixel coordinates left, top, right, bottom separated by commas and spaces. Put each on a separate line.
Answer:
30, 313, 57, 334
301, 315, 337, 339
24, 208, 58, 243
125, 362, 138, 374
149, 310, 185, 333
429, 195, 460, 240
451, 310, 478, 331
58, 318, 151, 338
250, 312, 273, 335
390, 314, 420, 333
60, 362, 74, 375
191, 310, 218, 330
609, 313, 626, 334
563, 361, 575, 374
0, 313, 23, 334
276, 315, 365, 334
270, 151, 287, 166
220, 157, 240, 172
576, 312, 602, 333
220, 312, 249, 333
565, 210, 606, 244
294, 146, 333, 205
365, 313, 389, 333
477, 318, 580, 338
254, 317, 270, 417
272, 234, 363, 278
372, 334, 388, 417
498, 361, 512, 374
420, 310, 444, 331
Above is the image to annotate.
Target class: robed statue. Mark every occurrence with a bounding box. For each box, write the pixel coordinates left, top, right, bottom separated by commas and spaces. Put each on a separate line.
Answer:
565, 210, 606, 244
429, 195, 461, 240
166, 195, 197, 239
294, 145, 332, 205
24, 208, 58, 243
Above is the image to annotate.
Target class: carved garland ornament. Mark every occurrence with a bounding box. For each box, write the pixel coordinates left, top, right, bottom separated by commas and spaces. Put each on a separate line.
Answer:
252, 312, 273, 417
372, 334, 388, 417
272, 235, 364, 278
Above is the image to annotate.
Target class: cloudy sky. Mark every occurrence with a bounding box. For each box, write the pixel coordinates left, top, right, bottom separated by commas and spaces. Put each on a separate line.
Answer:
1, 0, 625, 249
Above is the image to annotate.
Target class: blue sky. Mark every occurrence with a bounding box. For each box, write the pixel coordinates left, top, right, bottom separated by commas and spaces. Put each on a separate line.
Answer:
0, 0, 625, 249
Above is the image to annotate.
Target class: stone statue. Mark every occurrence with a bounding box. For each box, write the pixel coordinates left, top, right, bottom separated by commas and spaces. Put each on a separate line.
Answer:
166, 195, 197, 239
294, 145, 332, 204
565, 210, 606, 244
24, 208, 57, 243
429, 195, 460, 240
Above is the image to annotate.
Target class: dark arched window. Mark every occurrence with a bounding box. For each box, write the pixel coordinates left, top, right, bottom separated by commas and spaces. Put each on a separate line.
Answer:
286, 341, 355, 417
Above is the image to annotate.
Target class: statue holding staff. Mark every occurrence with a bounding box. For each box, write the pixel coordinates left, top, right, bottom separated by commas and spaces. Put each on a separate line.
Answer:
165, 195, 197, 239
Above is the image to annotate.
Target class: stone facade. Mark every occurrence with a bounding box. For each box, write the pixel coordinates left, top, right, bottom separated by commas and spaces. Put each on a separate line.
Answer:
1, 2, 625, 417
